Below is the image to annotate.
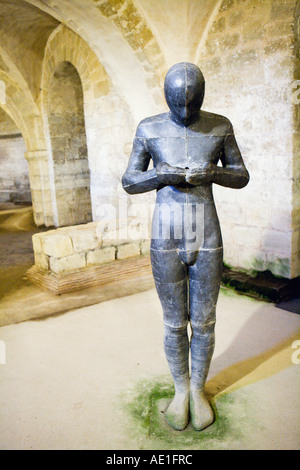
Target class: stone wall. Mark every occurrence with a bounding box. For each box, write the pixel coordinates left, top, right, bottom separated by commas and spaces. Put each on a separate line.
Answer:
293, 0, 300, 278
0, 135, 31, 203
198, 0, 299, 278
84, 81, 137, 221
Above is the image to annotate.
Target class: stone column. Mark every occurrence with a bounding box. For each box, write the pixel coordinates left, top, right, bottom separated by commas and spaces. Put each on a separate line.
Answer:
25, 150, 57, 227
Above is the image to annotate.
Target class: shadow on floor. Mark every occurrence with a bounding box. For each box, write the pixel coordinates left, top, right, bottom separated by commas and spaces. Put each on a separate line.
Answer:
207, 306, 300, 399
0, 205, 48, 299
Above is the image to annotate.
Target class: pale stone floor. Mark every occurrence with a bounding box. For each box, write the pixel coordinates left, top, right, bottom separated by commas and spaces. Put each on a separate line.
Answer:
0, 287, 299, 450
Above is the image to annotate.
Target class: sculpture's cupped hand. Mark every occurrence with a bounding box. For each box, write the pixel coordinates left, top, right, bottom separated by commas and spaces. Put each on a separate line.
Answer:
156, 162, 187, 185
185, 163, 216, 186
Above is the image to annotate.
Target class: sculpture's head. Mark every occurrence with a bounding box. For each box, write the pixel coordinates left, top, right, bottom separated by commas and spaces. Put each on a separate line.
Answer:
164, 62, 205, 125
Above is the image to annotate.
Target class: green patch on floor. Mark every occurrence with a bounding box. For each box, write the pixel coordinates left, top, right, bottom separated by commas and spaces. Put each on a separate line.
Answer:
121, 377, 260, 450
220, 284, 270, 302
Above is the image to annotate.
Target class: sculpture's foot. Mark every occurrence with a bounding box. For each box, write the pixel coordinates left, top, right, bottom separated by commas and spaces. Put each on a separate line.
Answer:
190, 389, 214, 431
165, 392, 189, 431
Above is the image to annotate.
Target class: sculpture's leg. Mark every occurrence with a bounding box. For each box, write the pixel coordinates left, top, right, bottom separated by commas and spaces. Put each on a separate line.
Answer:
150, 248, 189, 431
189, 248, 223, 431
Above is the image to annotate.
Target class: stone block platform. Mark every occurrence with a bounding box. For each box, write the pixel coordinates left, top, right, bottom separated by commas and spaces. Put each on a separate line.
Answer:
26, 220, 151, 294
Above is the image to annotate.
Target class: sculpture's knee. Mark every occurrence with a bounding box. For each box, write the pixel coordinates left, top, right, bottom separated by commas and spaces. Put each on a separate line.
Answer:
190, 320, 215, 350
164, 323, 189, 355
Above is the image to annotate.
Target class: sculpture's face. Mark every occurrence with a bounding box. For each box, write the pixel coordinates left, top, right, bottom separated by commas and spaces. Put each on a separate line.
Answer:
164, 63, 205, 125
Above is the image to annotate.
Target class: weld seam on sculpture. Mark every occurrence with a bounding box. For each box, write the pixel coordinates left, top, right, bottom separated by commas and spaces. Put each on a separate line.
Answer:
152, 278, 186, 284
150, 246, 223, 252
163, 321, 189, 329
122, 62, 249, 431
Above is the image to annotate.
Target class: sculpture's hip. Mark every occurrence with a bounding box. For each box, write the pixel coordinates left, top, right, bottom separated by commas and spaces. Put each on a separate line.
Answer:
151, 184, 222, 257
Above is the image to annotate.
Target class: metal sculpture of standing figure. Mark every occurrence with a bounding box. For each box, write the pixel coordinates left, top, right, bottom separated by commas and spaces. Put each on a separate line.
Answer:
122, 62, 249, 431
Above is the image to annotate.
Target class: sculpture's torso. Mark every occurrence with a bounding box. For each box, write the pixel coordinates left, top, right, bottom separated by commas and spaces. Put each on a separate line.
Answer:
136, 110, 230, 257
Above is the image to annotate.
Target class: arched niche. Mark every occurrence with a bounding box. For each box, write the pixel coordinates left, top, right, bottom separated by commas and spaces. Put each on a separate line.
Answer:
47, 61, 92, 226
0, 107, 31, 206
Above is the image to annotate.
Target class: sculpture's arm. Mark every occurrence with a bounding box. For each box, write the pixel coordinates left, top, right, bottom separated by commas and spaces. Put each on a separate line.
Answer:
122, 135, 187, 194
122, 137, 160, 194
186, 127, 249, 189
213, 131, 249, 189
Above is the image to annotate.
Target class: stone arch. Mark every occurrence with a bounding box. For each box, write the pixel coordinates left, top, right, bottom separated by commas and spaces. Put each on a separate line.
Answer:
0, 50, 58, 226
46, 60, 92, 227
42, 25, 112, 226
41, 25, 119, 226
194, 0, 223, 65
42, 24, 143, 226
42, 24, 111, 106
0, 72, 38, 151
0, 72, 53, 226
93, 0, 167, 80
0, 43, 47, 152
32, 0, 165, 124
0, 107, 31, 205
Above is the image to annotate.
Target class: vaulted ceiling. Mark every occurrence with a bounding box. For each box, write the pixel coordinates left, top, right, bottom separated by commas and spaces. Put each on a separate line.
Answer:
0, 0, 221, 129
0, 0, 59, 99
0, 0, 220, 97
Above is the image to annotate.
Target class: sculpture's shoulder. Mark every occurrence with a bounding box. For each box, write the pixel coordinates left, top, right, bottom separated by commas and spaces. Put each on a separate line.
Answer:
135, 113, 170, 138
196, 110, 233, 136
